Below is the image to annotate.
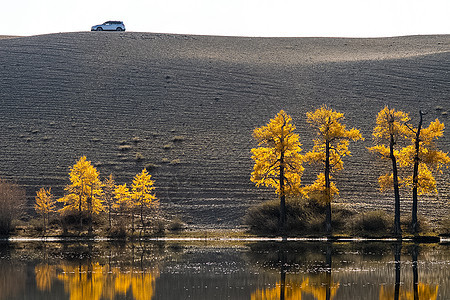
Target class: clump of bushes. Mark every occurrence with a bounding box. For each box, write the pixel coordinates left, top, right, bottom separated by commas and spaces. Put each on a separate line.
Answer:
440, 216, 450, 236
167, 217, 185, 231
401, 215, 430, 235
244, 197, 407, 237
351, 210, 393, 236
244, 197, 328, 235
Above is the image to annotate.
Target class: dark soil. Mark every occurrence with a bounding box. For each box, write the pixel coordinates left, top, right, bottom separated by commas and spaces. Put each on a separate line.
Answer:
0, 32, 449, 227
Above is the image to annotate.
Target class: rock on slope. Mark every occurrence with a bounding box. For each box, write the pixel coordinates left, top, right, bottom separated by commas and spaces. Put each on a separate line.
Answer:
0, 32, 449, 227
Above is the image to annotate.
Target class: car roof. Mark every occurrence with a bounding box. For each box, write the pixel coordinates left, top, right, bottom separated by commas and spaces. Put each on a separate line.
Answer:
105, 21, 123, 24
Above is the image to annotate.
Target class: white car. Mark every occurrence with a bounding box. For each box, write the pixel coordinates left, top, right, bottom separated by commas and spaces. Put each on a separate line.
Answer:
91, 21, 125, 31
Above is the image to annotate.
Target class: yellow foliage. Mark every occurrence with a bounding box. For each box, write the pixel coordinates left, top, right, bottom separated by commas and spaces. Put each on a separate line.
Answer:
251, 110, 304, 196
131, 169, 158, 210
398, 118, 450, 195
303, 105, 362, 202
371, 106, 410, 141
35, 187, 56, 217
113, 183, 133, 211
58, 156, 104, 214
301, 173, 339, 205
369, 106, 410, 191
402, 163, 437, 195
306, 105, 362, 145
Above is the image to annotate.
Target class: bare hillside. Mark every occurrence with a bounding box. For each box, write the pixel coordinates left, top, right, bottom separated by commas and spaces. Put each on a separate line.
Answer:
0, 32, 449, 227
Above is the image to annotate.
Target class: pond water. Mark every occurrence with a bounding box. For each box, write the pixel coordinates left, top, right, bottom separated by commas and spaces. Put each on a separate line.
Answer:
0, 240, 448, 299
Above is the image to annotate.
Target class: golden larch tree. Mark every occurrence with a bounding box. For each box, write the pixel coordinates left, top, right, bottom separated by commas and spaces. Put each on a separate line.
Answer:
251, 110, 304, 232
35, 187, 56, 233
303, 105, 362, 235
58, 156, 104, 231
113, 183, 135, 232
131, 168, 158, 235
399, 112, 450, 233
368, 106, 410, 236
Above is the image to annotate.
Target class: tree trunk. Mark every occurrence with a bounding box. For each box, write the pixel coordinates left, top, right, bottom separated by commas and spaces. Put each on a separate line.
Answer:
325, 139, 332, 235
412, 111, 423, 234
279, 148, 286, 233
390, 133, 402, 236
43, 213, 47, 235
131, 211, 135, 234
140, 203, 144, 237
88, 188, 93, 235
79, 193, 83, 231
108, 206, 112, 229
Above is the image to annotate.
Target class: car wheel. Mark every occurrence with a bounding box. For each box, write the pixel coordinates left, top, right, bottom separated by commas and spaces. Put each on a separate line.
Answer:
96, 27, 103, 31
116, 27, 123, 31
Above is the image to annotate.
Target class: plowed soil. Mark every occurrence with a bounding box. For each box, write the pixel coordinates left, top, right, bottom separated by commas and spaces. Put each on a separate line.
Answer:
0, 32, 449, 227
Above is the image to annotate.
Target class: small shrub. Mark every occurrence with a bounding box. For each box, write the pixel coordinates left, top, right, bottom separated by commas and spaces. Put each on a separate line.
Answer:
332, 206, 357, 232
440, 216, 450, 236
60, 211, 92, 229
135, 152, 144, 161
153, 219, 166, 234
145, 163, 161, 171
163, 144, 172, 150
170, 159, 181, 165
352, 210, 393, 236
168, 217, 185, 231
131, 136, 142, 143
119, 140, 129, 145
172, 136, 185, 143
108, 225, 127, 238
118, 145, 132, 152
401, 215, 430, 234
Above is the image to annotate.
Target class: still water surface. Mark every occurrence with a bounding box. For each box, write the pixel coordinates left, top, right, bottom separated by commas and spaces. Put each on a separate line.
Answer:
0, 240, 448, 299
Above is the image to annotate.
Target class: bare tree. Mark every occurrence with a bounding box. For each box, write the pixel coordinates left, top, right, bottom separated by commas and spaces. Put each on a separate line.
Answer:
0, 178, 26, 235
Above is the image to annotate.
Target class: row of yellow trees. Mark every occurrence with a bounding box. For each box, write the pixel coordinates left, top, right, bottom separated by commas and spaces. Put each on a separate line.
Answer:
251, 105, 449, 235
35, 156, 159, 234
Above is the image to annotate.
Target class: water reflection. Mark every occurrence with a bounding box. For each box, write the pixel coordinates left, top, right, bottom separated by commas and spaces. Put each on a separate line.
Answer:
33, 244, 160, 300
250, 243, 339, 300
379, 244, 439, 300
248, 242, 444, 300
0, 241, 447, 299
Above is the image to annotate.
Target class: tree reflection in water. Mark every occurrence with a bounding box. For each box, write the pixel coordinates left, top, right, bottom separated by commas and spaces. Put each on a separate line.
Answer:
35, 262, 159, 300
33, 242, 160, 300
379, 243, 439, 300
250, 243, 339, 300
